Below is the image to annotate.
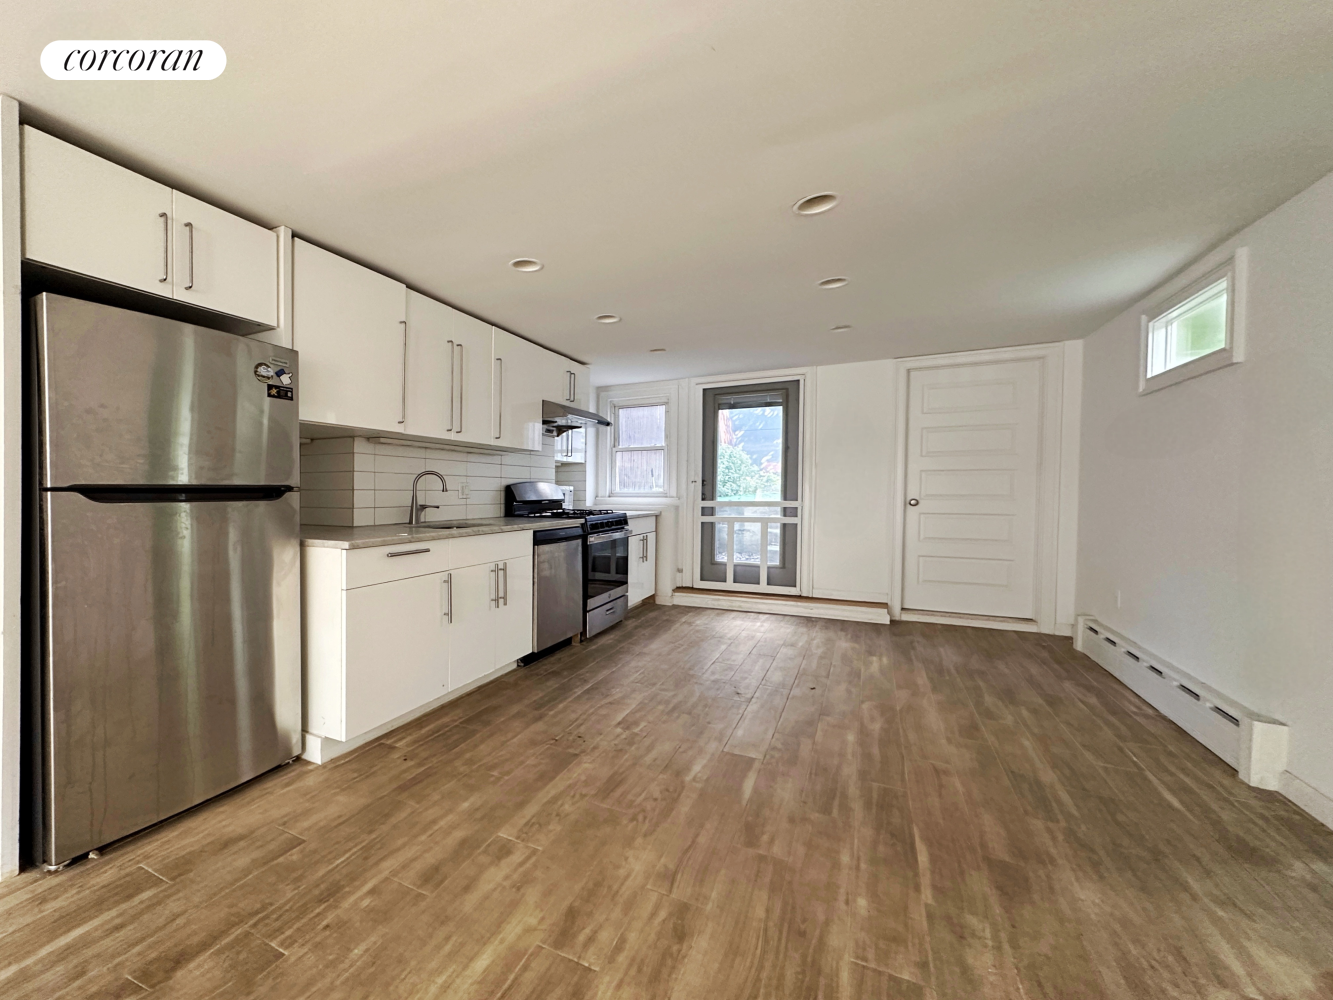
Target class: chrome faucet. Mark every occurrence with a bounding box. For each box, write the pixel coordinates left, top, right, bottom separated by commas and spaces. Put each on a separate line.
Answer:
409, 470, 448, 525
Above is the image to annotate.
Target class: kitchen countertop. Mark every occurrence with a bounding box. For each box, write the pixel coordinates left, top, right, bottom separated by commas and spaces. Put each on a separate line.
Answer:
301, 516, 582, 550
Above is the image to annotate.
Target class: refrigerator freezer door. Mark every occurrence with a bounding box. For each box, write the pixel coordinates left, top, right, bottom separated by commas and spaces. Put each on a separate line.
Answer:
40, 490, 301, 867
33, 293, 299, 488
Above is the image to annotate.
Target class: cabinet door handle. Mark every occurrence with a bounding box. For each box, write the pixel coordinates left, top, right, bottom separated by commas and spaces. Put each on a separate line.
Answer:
501, 561, 509, 606
489, 563, 498, 607
387, 547, 431, 557
442, 572, 453, 623
183, 221, 194, 290
446, 339, 455, 432
455, 342, 464, 434
158, 212, 169, 283
493, 357, 503, 439
399, 319, 408, 425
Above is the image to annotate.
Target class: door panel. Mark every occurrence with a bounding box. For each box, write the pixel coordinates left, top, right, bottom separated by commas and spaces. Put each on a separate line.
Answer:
344, 571, 448, 739
42, 490, 300, 866
696, 380, 801, 592
22, 127, 175, 296
453, 311, 494, 444
494, 556, 534, 667
172, 191, 278, 326
34, 294, 299, 487
491, 328, 544, 451
293, 240, 406, 431
449, 562, 497, 690
404, 290, 455, 440
902, 359, 1041, 618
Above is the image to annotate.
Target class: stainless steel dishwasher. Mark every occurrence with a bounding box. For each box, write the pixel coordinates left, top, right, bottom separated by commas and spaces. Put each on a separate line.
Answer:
529, 524, 586, 660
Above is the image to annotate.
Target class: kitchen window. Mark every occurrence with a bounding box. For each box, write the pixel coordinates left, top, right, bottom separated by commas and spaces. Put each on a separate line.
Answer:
1140, 253, 1245, 393
611, 401, 668, 494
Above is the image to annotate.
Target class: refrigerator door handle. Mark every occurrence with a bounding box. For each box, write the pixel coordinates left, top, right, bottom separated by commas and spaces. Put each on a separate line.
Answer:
65, 484, 294, 504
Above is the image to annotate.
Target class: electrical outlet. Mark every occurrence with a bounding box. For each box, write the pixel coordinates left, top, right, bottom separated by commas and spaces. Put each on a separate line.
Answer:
459, 480, 470, 499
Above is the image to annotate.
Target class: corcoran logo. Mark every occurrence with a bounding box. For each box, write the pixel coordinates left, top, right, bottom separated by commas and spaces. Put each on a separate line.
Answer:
41, 40, 226, 80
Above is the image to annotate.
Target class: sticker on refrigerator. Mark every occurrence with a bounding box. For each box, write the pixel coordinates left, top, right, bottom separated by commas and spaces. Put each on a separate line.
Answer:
267, 384, 293, 401
254, 362, 274, 383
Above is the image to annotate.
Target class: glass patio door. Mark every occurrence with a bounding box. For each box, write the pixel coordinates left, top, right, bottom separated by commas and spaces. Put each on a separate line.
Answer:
695, 380, 801, 593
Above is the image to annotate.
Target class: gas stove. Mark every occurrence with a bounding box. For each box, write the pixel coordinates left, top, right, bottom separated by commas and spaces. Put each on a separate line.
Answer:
505, 483, 629, 534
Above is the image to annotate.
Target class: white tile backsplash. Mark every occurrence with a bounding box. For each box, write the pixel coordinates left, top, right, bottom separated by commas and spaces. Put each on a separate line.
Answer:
555, 461, 587, 508
299, 435, 557, 526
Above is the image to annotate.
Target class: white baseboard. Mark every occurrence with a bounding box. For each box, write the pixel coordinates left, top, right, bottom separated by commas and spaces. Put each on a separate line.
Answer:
1279, 771, 1333, 831
897, 610, 1041, 633
671, 589, 890, 624
301, 660, 518, 764
1074, 616, 1288, 790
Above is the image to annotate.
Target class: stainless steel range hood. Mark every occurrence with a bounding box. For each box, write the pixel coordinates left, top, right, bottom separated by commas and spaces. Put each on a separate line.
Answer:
543, 399, 611, 436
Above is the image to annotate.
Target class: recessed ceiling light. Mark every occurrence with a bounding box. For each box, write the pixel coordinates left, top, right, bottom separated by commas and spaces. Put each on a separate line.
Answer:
831, 324, 853, 332
509, 258, 543, 271
793, 192, 839, 215
818, 276, 849, 289
649, 348, 666, 353
595, 314, 621, 324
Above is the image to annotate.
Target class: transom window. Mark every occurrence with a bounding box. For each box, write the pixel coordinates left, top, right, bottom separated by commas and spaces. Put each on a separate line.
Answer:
1141, 255, 1243, 393
611, 402, 667, 494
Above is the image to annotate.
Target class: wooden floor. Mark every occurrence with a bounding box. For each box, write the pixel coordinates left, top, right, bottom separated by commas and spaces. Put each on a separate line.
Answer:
2, 605, 1332, 999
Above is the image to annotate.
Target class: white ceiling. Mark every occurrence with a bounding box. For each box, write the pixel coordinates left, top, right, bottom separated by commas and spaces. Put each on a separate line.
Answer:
5, 1, 1333, 385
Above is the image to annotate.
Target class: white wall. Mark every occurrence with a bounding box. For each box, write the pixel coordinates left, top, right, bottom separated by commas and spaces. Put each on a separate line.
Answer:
810, 360, 894, 602
1077, 169, 1333, 810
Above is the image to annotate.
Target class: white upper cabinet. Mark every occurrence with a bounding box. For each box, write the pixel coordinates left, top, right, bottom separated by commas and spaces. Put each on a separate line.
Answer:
542, 351, 590, 409
22, 126, 174, 296
22, 127, 278, 325
293, 239, 407, 431
571, 363, 591, 409
404, 290, 455, 440
171, 191, 277, 326
405, 292, 497, 445
491, 327, 545, 451
447, 307, 494, 446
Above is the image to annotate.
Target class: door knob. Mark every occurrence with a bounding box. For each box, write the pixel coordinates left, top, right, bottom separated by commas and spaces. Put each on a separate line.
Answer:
908, 498, 920, 506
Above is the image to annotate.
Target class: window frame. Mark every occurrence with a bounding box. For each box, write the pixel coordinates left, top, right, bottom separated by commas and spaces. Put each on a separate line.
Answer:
608, 397, 670, 497
1139, 252, 1246, 395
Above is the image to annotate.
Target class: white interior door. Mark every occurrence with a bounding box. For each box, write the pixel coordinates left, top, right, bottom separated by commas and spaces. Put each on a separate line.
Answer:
902, 359, 1042, 619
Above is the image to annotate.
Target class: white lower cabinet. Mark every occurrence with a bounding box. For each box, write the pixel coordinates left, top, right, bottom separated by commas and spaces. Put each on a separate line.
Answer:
494, 556, 535, 666
344, 571, 449, 739
302, 532, 535, 759
628, 524, 657, 606
448, 561, 498, 690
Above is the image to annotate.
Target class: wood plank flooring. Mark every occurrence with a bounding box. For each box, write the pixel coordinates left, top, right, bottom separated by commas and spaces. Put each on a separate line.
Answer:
2, 605, 1332, 999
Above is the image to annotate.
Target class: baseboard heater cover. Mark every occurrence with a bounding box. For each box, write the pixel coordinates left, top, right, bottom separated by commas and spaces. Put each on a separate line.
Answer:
1073, 616, 1288, 789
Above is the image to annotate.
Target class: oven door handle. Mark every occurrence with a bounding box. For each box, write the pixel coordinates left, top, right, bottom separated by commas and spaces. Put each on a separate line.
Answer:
590, 528, 631, 542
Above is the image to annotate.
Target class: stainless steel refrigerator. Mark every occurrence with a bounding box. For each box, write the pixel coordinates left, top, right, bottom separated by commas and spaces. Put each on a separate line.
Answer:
30, 294, 302, 869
